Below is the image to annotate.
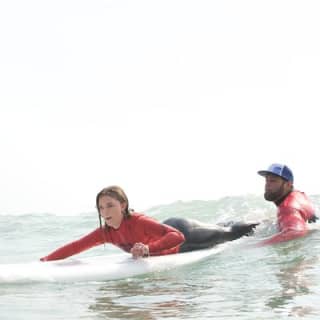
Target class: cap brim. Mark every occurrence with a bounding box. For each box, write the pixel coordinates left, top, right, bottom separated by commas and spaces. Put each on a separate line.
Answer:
257, 170, 270, 177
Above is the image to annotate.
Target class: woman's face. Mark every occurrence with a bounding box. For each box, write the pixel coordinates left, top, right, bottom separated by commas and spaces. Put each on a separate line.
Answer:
98, 195, 126, 229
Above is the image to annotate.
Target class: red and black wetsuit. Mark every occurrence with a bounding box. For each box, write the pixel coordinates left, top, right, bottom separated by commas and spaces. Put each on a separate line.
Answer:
261, 190, 315, 245
41, 214, 257, 261
41, 213, 185, 261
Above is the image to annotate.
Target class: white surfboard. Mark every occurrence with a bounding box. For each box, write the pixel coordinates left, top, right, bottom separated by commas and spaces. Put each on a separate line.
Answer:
0, 244, 228, 284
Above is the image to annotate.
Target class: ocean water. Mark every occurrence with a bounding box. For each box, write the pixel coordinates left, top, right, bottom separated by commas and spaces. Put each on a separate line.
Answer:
1, 194, 320, 320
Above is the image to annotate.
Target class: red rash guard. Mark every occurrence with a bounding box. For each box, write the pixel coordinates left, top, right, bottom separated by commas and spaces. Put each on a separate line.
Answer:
40, 213, 185, 261
262, 191, 315, 245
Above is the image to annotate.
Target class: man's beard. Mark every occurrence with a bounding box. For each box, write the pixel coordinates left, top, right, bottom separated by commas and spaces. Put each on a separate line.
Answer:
264, 183, 285, 202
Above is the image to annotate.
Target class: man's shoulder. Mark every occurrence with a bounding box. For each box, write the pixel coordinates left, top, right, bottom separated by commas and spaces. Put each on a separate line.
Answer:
281, 190, 311, 209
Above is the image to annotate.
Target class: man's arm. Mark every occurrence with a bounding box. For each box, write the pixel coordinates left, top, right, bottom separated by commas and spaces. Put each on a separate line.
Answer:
258, 229, 308, 246
258, 207, 310, 246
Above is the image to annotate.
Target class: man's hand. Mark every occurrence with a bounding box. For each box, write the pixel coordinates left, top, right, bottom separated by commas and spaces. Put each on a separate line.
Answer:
308, 214, 319, 223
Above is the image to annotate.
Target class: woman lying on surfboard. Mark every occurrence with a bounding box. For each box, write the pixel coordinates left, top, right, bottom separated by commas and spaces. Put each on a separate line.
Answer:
40, 186, 258, 261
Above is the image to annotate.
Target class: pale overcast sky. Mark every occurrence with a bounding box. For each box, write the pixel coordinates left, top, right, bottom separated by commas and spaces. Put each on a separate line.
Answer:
0, 0, 319, 214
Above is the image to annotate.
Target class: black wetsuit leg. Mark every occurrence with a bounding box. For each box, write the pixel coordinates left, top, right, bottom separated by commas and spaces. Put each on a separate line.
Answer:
163, 217, 258, 253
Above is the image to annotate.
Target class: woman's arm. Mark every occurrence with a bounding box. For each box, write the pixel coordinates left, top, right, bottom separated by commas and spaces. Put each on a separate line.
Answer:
40, 228, 105, 261
136, 216, 185, 255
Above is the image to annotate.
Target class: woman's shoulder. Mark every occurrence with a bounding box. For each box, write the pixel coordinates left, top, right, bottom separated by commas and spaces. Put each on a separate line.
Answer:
130, 212, 146, 220
128, 212, 157, 223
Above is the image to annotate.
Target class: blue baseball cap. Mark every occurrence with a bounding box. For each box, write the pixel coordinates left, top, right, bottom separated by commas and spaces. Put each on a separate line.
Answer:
258, 163, 294, 183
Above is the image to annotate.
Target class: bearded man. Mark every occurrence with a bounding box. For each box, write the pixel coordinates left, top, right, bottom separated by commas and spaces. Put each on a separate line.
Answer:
258, 163, 318, 245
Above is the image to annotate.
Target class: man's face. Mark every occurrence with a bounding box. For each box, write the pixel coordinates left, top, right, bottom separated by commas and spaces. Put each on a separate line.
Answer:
264, 174, 289, 202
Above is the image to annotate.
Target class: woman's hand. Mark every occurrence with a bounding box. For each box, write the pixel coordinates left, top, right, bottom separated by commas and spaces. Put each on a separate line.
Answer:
130, 242, 149, 259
